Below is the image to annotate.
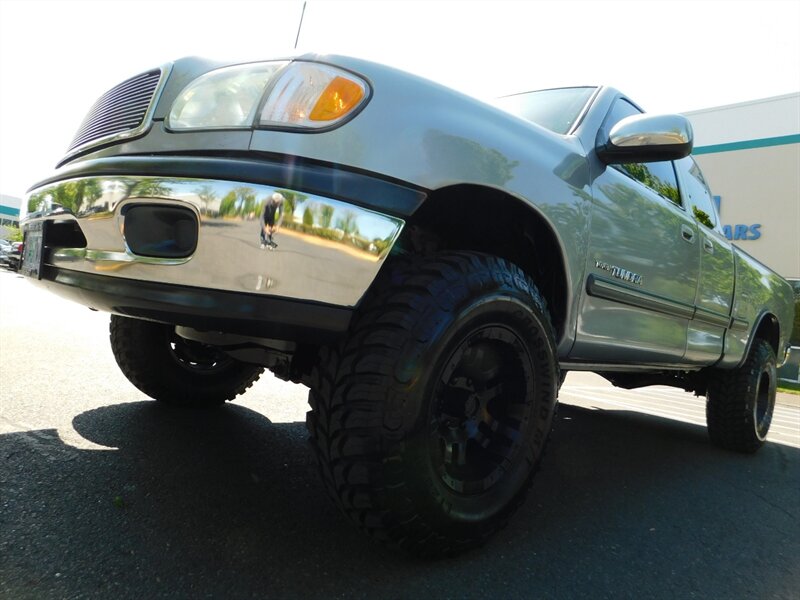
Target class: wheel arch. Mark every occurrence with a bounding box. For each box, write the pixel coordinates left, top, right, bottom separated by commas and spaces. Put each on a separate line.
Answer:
750, 312, 781, 357
733, 311, 781, 369
390, 183, 571, 341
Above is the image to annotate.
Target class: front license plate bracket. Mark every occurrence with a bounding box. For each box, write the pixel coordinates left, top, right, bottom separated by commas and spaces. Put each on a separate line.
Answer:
20, 220, 47, 279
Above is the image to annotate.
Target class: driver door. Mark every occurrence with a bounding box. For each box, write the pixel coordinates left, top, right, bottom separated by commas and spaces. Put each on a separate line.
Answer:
570, 98, 700, 364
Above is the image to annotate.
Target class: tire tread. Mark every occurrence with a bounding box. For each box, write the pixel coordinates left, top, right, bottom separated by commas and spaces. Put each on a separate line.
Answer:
306, 252, 558, 556
110, 315, 263, 408
706, 339, 776, 453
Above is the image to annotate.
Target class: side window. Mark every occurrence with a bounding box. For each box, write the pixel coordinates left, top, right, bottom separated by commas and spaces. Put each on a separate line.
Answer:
605, 99, 682, 207
617, 162, 681, 207
676, 156, 718, 229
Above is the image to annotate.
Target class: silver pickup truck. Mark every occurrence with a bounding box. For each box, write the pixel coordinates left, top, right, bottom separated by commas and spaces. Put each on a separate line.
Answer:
20, 55, 795, 556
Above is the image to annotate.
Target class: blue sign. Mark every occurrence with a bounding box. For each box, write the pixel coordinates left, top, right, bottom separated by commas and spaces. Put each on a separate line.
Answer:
715, 196, 761, 241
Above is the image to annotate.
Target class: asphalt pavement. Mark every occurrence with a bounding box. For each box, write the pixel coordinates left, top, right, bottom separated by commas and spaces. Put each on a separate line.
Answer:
1, 268, 799, 599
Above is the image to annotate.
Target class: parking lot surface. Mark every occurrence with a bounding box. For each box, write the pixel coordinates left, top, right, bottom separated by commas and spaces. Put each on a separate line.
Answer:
1, 269, 799, 599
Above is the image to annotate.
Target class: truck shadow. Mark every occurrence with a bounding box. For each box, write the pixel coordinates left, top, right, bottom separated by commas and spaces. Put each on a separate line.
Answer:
1, 401, 798, 599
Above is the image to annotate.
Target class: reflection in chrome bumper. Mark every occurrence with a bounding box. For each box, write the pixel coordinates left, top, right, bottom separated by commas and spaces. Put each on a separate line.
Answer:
23, 175, 405, 307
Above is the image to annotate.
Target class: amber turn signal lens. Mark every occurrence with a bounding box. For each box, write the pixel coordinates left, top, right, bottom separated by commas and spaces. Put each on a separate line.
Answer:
309, 76, 365, 122
260, 62, 369, 129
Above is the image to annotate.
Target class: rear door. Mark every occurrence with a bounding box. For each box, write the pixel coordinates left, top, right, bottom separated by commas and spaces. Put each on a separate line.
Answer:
675, 156, 735, 364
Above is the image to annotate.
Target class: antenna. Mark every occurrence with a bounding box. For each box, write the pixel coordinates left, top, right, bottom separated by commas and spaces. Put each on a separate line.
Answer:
294, 1, 307, 50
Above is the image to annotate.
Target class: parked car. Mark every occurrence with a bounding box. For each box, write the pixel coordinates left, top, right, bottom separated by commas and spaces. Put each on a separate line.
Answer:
0, 238, 12, 268
5, 240, 22, 271
20, 55, 795, 556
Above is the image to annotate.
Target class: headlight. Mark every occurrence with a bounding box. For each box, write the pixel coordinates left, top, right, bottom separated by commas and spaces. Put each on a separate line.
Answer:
168, 62, 287, 129
168, 61, 369, 131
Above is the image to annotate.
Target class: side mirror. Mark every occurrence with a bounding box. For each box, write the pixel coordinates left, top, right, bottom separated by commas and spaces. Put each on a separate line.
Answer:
597, 113, 693, 164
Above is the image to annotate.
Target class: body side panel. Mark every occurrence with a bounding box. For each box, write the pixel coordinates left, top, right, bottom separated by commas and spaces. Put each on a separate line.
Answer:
719, 248, 794, 367
248, 57, 594, 355
571, 165, 699, 362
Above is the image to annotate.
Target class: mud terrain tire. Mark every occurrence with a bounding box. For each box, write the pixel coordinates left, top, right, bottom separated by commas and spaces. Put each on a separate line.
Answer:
110, 315, 264, 408
307, 252, 559, 556
706, 339, 777, 453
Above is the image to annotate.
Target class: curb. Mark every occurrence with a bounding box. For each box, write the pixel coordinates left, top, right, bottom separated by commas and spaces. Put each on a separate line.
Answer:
776, 391, 800, 408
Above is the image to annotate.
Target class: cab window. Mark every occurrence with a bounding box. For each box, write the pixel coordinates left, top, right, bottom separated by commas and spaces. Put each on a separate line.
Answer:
676, 156, 718, 229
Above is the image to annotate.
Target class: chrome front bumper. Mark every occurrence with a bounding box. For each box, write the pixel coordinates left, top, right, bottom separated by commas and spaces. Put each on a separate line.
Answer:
23, 175, 405, 307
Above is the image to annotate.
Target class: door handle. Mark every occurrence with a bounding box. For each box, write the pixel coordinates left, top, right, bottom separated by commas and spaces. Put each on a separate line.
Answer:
681, 225, 695, 243
703, 238, 714, 254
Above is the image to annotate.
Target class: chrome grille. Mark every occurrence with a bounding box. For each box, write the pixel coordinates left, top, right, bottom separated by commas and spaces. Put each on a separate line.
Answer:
67, 69, 161, 153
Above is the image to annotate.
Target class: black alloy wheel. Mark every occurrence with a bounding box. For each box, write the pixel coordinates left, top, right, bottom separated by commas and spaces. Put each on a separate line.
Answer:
430, 325, 535, 496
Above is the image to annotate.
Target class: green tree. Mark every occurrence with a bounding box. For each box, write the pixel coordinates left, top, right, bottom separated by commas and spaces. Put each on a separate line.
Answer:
219, 190, 237, 216
303, 206, 315, 227
320, 204, 334, 229
692, 206, 713, 229
27, 191, 49, 213
26, 179, 102, 215
372, 237, 391, 255
275, 189, 308, 224
75, 178, 103, 206
619, 163, 680, 205
335, 210, 359, 237
235, 187, 256, 216
195, 184, 217, 214
6, 225, 23, 242
49, 183, 81, 213
119, 178, 171, 200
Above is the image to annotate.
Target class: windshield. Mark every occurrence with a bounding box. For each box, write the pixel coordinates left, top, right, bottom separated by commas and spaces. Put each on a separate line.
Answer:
494, 87, 597, 134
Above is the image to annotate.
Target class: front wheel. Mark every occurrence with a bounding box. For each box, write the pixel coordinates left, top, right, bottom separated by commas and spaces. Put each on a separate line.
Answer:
307, 252, 559, 556
706, 339, 777, 453
110, 315, 264, 408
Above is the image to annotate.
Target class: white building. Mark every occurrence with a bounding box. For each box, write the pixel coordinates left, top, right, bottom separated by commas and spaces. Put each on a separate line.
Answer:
0, 193, 21, 228
685, 93, 800, 280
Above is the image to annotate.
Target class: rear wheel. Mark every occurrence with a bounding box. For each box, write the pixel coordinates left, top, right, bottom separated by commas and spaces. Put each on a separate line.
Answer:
307, 252, 559, 556
110, 315, 264, 408
706, 339, 777, 453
